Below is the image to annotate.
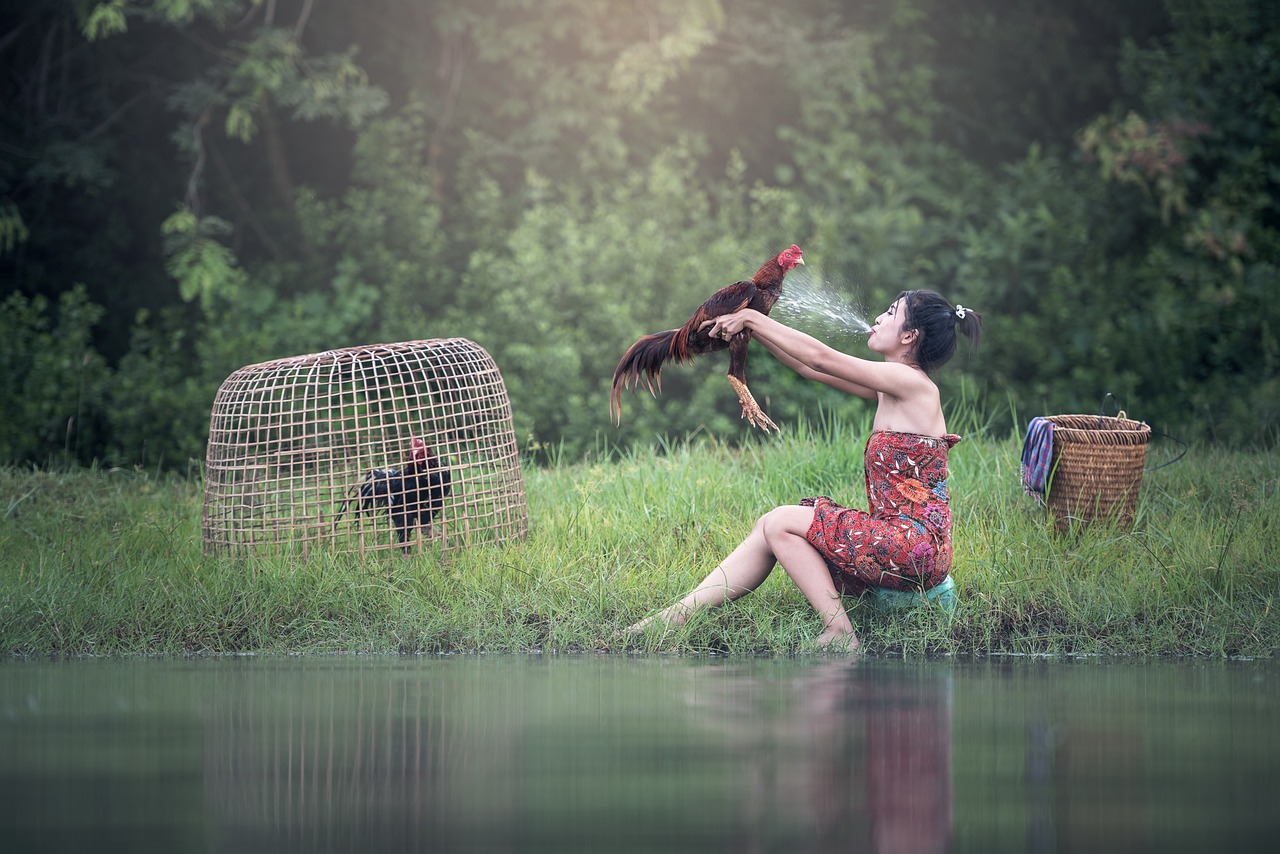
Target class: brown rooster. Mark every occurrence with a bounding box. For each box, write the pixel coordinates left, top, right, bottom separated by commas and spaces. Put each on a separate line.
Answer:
610, 244, 804, 432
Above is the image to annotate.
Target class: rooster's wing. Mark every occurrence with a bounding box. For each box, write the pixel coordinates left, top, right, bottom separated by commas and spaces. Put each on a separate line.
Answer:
677, 280, 758, 354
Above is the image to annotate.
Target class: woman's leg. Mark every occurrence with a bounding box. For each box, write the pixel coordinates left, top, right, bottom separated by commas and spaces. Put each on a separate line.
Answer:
628, 513, 778, 631
760, 505, 858, 649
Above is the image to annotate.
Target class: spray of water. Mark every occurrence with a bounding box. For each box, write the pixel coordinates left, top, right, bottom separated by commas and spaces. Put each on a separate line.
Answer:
774, 267, 873, 339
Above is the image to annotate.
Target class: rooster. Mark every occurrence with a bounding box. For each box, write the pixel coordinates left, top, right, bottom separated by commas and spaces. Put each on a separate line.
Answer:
336, 437, 452, 553
610, 244, 804, 432
394, 438, 452, 548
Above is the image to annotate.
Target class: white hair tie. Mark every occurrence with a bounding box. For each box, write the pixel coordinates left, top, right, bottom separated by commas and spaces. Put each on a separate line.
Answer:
954, 304, 967, 320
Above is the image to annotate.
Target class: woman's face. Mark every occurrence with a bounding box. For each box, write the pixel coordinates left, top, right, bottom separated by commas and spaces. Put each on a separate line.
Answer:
868, 298, 909, 354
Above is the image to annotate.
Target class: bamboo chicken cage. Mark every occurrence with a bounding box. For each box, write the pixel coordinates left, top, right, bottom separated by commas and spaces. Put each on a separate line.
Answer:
202, 338, 528, 557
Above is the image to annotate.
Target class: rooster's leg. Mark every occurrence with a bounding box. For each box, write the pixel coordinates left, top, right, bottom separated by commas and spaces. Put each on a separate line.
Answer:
727, 375, 779, 433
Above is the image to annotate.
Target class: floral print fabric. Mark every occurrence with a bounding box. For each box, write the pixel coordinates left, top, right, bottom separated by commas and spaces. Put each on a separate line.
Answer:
802, 430, 961, 594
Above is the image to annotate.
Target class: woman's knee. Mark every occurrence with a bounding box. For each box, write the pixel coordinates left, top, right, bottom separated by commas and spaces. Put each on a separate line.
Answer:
760, 505, 815, 545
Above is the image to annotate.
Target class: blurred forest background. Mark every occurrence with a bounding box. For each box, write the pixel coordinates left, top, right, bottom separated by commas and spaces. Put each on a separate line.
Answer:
2, 0, 1276, 469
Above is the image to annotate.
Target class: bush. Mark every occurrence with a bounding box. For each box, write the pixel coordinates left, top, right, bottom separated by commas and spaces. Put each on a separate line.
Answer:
0, 286, 111, 465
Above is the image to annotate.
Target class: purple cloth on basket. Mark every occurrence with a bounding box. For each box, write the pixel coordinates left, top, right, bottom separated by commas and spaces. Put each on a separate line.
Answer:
1021, 417, 1054, 501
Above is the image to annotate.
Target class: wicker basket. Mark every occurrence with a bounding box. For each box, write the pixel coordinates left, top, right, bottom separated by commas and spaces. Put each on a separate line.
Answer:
1045, 413, 1151, 531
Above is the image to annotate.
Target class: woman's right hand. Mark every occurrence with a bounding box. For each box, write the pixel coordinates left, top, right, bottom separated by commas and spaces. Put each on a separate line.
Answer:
701, 310, 754, 340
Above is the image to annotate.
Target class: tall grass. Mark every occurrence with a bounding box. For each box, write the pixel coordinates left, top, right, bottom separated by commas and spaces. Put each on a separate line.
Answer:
1, 412, 1276, 657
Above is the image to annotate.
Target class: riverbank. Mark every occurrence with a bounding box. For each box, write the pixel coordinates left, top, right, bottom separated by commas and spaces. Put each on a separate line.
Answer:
2, 414, 1276, 657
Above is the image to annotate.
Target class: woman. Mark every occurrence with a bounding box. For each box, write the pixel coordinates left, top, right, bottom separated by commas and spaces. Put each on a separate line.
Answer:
628, 290, 983, 649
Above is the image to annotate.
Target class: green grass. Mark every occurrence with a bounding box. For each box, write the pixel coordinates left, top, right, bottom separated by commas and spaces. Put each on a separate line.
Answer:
1, 412, 1277, 657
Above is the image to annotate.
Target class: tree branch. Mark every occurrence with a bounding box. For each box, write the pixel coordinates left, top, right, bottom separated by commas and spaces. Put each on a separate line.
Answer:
232, 1, 262, 31
0, 19, 30, 59
35, 18, 56, 118
208, 135, 285, 261
294, 0, 316, 42
427, 35, 467, 196
81, 91, 149, 141
185, 108, 211, 218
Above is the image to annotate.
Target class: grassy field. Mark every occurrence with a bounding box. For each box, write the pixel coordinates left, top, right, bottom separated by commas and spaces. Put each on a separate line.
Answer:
1, 411, 1276, 657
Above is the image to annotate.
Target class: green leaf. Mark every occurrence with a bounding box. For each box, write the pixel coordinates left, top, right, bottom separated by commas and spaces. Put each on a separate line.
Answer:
83, 1, 130, 40
224, 103, 258, 142
0, 201, 29, 255
160, 211, 246, 308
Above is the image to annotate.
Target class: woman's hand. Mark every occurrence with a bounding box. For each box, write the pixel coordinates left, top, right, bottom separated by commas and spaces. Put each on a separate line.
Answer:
701, 310, 754, 340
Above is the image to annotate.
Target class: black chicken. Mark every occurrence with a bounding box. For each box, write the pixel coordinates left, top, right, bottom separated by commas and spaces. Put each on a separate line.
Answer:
336, 437, 452, 553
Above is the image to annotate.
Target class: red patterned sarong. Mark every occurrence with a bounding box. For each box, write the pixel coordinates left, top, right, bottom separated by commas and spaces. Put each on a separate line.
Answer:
803, 430, 960, 594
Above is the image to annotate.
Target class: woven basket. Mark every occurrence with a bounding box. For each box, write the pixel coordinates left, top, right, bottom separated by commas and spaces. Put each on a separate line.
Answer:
1045, 413, 1151, 530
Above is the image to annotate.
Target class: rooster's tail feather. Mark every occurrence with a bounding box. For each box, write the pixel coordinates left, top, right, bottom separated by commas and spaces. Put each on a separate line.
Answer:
610, 329, 682, 425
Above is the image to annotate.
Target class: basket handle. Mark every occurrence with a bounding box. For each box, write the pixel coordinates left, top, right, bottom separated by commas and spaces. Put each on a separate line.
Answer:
1099, 392, 1187, 472
1145, 428, 1188, 472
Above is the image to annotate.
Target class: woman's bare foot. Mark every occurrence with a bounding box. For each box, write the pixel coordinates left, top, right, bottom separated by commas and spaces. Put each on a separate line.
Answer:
623, 604, 690, 635
621, 615, 657, 635
816, 629, 860, 652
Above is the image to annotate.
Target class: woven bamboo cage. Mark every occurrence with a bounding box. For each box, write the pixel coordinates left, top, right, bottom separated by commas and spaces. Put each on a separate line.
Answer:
202, 338, 527, 557
1045, 413, 1151, 531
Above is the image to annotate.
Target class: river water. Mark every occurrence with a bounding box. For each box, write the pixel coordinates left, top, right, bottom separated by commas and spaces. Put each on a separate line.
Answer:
1, 655, 1277, 853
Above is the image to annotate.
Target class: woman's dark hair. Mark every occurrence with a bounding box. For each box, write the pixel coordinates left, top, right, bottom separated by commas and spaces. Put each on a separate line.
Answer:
896, 289, 983, 373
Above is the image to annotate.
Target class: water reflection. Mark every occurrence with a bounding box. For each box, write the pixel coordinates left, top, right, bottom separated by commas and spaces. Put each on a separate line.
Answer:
862, 669, 952, 853
1023, 706, 1146, 851
664, 660, 952, 853
1, 656, 1277, 853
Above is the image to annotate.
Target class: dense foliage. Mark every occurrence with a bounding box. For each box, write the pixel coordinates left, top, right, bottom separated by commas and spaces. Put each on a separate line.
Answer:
2, 0, 1276, 468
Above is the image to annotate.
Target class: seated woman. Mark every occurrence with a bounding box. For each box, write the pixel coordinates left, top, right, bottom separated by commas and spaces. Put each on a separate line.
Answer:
628, 290, 983, 649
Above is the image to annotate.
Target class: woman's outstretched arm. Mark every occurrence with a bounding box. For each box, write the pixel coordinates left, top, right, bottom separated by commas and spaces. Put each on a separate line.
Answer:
705, 309, 925, 400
